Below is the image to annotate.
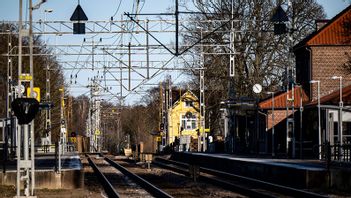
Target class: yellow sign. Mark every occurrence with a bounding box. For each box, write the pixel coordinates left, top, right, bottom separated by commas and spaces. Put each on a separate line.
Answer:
59, 88, 65, 108
27, 87, 40, 102
69, 137, 77, 143
19, 74, 33, 81
156, 136, 161, 142
199, 127, 210, 133
95, 129, 101, 135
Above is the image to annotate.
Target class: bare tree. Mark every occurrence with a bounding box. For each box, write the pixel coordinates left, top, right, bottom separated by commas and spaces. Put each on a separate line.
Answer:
340, 14, 351, 74
179, 0, 325, 136
70, 95, 90, 136
0, 23, 65, 143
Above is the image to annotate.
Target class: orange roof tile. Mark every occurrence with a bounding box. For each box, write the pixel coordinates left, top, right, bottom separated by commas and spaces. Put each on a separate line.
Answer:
259, 87, 309, 109
308, 10, 351, 45
294, 5, 351, 49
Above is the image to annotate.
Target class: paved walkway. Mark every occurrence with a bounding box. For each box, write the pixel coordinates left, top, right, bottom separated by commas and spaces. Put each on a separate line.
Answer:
194, 153, 327, 171
1, 152, 82, 171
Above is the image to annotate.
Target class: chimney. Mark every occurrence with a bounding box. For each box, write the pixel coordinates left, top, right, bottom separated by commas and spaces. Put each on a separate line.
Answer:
315, 19, 329, 30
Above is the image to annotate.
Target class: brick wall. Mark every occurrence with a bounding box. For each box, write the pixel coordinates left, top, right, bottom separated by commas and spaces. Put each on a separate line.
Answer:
310, 46, 351, 101
267, 110, 295, 130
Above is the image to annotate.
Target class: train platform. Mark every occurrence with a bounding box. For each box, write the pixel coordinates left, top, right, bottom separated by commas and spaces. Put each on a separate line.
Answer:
1, 152, 82, 171
170, 152, 351, 191
0, 152, 84, 189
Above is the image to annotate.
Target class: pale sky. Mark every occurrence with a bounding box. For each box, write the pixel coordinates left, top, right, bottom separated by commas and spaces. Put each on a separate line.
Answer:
318, 0, 350, 18
0, 0, 349, 104
0, 0, 349, 21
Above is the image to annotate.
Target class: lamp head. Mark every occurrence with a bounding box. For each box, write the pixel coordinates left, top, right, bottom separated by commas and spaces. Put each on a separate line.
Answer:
331, 76, 341, 80
310, 80, 320, 84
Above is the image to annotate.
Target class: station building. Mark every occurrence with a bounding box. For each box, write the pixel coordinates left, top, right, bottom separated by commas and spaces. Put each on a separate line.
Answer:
258, 4, 351, 158
167, 90, 202, 151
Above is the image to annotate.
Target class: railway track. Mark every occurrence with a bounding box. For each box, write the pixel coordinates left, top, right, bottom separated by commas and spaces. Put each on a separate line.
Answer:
86, 154, 172, 198
153, 157, 329, 198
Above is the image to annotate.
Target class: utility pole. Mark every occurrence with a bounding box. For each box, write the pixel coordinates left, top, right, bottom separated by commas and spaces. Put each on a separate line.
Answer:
199, 28, 206, 152
45, 61, 52, 149
200, 69, 206, 152
6, 30, 13, 119
16, 2, 24, 195
16, 0, 46, 196
159, 82, 164, 149
168, 76, 172, 144
227, 0, 236, 153
88, 77, 101, 152
175, 0, 179, 56
128, 42, 131, 91
6, 28, 15, 158
59, 87, 66, 173
146, 19, 150, 79
165, 80, 169, 146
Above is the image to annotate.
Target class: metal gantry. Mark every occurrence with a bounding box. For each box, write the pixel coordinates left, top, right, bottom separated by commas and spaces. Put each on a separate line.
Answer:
0, 0, 251, 159
87, 77, 102, 152
2, 19, 232, 101
0, 1, 308, 197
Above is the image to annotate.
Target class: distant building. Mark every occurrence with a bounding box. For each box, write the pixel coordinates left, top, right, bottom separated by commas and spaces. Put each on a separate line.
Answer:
167, 90, 200, 150
294, 4, 351, 150
259, 5, 351, 158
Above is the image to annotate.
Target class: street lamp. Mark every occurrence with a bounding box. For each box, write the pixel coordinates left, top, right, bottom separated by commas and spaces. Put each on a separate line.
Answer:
44, 8, 53, 13
310, 80, 321, 159
44, 8, 53, 149
266, 92, 275, 157
332, 76, 343, 148
44, 9, 53, 43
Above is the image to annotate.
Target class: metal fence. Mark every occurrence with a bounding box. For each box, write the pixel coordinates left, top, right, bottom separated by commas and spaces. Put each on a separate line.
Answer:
321, 142, 351, 163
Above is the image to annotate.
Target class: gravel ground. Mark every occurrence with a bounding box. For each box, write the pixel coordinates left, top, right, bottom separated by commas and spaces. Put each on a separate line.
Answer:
88, 155, 153, 197
2, 155, 347, 197
110, 156, 246, 198
6, 156, 348, 198
0, 185, 102, 198
0, 155, 246, 198
0, 155, 102, 198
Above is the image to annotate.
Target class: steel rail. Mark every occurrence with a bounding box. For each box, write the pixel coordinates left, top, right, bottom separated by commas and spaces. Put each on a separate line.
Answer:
200, 167, 328, 198
152, 159, 274, 198
153, 157, 329, 198
87, 155, 120, 198
104, 156, 173, 198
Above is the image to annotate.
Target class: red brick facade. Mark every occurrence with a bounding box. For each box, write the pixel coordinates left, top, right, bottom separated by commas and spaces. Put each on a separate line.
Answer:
310, 46, 351, 101
294, 4, 351, 102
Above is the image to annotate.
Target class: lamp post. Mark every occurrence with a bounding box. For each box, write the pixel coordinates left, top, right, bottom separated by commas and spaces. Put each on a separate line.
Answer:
44, 9, 53, 44
296, 85, 304, 159
266, 92, 275, 157
332, 76, 343, 159
310, 80, 321, 159
44, 8, 53, 149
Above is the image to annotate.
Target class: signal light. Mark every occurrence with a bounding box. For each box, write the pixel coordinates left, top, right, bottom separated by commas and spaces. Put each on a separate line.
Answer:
11, 98, 39, 125
70, 4, 88, 34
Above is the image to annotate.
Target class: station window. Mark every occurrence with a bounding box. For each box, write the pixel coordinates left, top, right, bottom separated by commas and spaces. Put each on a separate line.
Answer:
181, 114, 197, 130
184, 101, 193, 107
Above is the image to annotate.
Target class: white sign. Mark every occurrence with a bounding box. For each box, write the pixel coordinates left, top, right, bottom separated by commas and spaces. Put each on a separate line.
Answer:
16, 85, 25, 94
253, 84, 262, 94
